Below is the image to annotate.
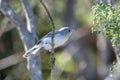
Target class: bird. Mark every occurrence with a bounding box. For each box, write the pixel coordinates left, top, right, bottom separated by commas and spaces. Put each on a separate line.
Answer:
23, 27, 73, 58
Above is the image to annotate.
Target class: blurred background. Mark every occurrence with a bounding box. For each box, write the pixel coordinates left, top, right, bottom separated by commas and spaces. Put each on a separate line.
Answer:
0, 0, 120, 80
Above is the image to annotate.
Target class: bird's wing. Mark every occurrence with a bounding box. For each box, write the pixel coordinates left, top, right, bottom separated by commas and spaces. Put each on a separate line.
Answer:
36, 30, 60, 45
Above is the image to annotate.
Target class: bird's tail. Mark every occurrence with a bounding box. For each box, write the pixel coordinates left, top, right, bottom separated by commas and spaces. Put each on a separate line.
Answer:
23, 45, 41, 58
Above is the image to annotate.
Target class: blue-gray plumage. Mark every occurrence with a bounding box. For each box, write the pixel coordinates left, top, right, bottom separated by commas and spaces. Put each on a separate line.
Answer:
23, 27, 73, 58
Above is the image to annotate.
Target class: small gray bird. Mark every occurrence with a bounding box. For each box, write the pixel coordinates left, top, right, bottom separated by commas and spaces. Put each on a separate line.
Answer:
23, 27, 73, 58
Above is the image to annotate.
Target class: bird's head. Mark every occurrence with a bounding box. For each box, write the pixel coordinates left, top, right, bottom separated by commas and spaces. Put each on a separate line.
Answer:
58, 27, 73, 38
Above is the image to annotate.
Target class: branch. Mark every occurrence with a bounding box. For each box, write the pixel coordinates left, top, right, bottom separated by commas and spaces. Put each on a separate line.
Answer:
39, 0, 55, 80
0, 17, 15, 37
0, 1, 36, 38
20, 0, 38, 41
0, 0, 42, 80
0, 0, 33, 49
20, 0, 43, 79
114, 45, 120, 64
39, 0, 55, 29
0, 52, 25, 70
0, 17, 9, 37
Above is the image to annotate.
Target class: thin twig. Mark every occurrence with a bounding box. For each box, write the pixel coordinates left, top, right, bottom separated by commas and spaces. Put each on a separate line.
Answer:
39, 0, 55, 80
39, 0, 55, 28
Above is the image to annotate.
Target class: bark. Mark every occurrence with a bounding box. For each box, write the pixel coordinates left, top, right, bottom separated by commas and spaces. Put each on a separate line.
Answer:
21, 0, 38, 41
0, 52, 24, 70
97, 34, 109, 79
0, 0, 42, 80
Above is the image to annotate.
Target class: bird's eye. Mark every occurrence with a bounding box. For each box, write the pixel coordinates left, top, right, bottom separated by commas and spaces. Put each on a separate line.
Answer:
68, 29, 71, 32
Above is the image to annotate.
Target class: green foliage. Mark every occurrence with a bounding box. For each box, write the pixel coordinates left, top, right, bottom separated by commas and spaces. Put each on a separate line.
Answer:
92, 2, 120, 46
